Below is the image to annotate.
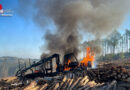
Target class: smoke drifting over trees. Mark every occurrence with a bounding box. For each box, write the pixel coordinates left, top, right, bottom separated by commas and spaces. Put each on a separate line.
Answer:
82, 40, 102, 55
18, 0, 130, 56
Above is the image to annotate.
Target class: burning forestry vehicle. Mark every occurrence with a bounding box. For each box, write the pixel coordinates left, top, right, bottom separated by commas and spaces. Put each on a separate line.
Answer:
0, 47, 130, 90
15, 47, 95, 81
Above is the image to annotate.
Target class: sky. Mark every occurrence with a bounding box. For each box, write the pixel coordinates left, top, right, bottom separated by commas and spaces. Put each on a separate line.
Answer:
0, 0, 130, 59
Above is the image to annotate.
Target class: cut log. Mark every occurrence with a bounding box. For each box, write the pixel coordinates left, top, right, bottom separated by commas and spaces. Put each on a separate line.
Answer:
53, 83, 59, 90
106, 80, 117, 90
40, 83, 48, 90
78, 84, 90, 90
68, 79, 74, 88
82, 78, 89, 86
59, 76, 67, 88
64, 79, 71, 90
69, 77, 82, 90
80, 76, 88, 85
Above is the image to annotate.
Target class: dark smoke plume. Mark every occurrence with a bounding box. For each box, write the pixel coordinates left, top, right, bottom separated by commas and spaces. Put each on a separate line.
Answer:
17, 0, 130, 57
82, 40, 102, 55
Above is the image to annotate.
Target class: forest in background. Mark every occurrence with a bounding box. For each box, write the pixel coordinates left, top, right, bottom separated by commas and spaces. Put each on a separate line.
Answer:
100, 29, 130, 61
82, 29, 130, 61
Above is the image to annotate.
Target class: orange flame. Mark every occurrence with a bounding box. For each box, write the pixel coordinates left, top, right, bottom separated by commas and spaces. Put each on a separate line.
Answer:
64, 59, 71, 71
80, 47, 95, 67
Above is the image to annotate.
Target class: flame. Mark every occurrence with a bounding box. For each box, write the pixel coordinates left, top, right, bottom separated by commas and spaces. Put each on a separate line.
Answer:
64, 59, 71, 71
80, 47, 95, 67
63, 47, 95, 71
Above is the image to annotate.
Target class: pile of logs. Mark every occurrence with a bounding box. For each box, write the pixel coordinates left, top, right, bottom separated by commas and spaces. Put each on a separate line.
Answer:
61, 65, 130, 83
86, 66, 130, 83
30, 65, 130, 90
23, 73, 130, 90
35, 76, 96, 90
0, 65, 130, 90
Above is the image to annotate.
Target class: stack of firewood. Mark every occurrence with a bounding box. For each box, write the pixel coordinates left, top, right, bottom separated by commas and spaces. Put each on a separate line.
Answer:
86, 66, 130, 83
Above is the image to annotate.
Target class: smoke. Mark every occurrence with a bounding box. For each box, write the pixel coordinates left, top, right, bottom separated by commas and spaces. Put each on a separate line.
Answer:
18, 0, 130, 57
82, 40, 102, 55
